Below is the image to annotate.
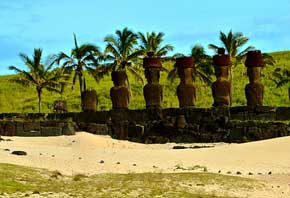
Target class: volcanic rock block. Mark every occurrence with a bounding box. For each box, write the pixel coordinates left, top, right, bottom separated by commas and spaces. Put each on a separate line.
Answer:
41, 127, 62, 136
86, 123, 108, 135
5, 122, 16, 136
23, 122, 40, 132
62, 123, 75, 135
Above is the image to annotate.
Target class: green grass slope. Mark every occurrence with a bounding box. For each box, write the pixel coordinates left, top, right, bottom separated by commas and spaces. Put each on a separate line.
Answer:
0, 163, 262, 197
0, 51, 289, 113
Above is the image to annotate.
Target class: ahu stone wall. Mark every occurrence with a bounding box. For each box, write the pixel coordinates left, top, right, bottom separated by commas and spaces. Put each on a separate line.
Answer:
0, 106, 289, 143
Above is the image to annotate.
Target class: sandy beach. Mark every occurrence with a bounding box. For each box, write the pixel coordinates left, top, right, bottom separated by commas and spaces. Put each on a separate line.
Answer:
1, 132, 290, 197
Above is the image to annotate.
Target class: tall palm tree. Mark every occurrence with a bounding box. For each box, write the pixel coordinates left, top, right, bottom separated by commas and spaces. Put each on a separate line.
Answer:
56, 34, 102, 96
9, 48, 68, 113
272, 67, 290, 100
138, 31, 174, 56
104, 27, 144, 83
208, 31, 254, 65
167, 44, 214, 85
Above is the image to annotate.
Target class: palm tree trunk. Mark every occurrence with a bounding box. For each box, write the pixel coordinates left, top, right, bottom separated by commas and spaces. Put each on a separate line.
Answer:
78, 73, 83, 96
288, 87, 290, 101
37, 88, 42, 113
229, 66, 233, 106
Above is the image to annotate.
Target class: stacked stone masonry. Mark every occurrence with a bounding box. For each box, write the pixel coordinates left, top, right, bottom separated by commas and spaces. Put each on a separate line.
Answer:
0, 106, 290, 143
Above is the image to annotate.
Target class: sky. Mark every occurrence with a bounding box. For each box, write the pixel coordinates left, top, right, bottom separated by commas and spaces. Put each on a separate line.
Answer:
0, 0, 290, 74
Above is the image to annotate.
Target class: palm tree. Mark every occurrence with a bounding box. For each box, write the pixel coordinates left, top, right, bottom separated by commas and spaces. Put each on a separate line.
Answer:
138, 31, 174, 56
56, 34, 102, 96
272, 67, 290, 100
208, 31, 255, 64
167, 44, 214, 85
9, 48, 68, 113
104, 27, 144, 83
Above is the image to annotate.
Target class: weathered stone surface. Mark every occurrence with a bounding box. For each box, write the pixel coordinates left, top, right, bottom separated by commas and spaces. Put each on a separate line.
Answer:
53, 100, 68, 113
212, 76, 231, 107
245, 50, 264, 67
23, 122, 40, 132
144, 83, 163, 108
16, 122, 24, 134
211, 48, 231, 107
143, 68, 163, 108
177, 84, 196, 107
86, 123, 108, 135
40, 121, 65, 128
213, 48, 230, 66
11, 150, 27, 156
41, 127, 62, 136
110, 71, 130, 109
176, 57, 196, 107
62, 123, 75, 135
128, 123, 144, 138
175, 114, 187, 128
0, 105, 290, 143
245, 82, 264, 107
276, 107, 290, 120
17, 130, 41, 137
111, 121, 129, 140
81, 90, 97, 112
245, 52, 264, 107
0, 123, 4, 135
5, 122, 16, 136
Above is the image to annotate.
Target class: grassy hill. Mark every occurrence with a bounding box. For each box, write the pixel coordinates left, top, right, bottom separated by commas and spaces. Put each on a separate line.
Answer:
1, 51, 289, 113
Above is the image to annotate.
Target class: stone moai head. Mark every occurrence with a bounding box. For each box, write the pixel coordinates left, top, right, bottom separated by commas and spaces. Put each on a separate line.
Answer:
145, 68, 160, 83
213, 48, 230, 79
245, 50, 264, 83
247, 67, 262, 83
176, 57, 195, 84
143, 51, 162, 83
214, 66, 229, 79
111, 71, 127, 86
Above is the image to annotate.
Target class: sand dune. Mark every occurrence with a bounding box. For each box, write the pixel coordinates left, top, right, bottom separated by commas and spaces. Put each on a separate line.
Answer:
1, 132, 290, 197
0, 132, 290, 176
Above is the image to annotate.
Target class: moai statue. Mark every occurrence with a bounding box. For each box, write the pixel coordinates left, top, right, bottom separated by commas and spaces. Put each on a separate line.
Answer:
53, 100, 68, 113
143, 52, 163, 120
110, 71, 130, 109
176, 57, 196, 108
110, 70, 130, 140
211, 48, 231, 107
81, 90, 97, 112
245, 50, 264, 107
143, 52, 163, 108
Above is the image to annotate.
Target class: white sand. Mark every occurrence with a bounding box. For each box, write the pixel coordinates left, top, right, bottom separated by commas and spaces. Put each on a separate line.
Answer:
1, 132, 290, 176
1, 132, 290, 197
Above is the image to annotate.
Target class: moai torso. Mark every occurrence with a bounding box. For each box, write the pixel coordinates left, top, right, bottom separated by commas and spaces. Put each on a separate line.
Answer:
176, 57, 196, 107
212, 48, 231, 107
110, 71, 130, 109
245, 82, 264, 106
143, 69, 163, 108
245, 51, 264, 107
81, 90, 97, 112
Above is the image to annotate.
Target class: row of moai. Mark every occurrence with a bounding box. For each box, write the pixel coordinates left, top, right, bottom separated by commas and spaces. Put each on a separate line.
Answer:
110, 49, 264, 110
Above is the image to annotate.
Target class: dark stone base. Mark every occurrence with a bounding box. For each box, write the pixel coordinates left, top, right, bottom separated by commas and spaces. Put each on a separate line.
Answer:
0, 106, 289, 143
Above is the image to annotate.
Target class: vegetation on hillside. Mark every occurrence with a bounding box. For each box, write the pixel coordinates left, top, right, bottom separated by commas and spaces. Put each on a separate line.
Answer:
2, 28, 289, 113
